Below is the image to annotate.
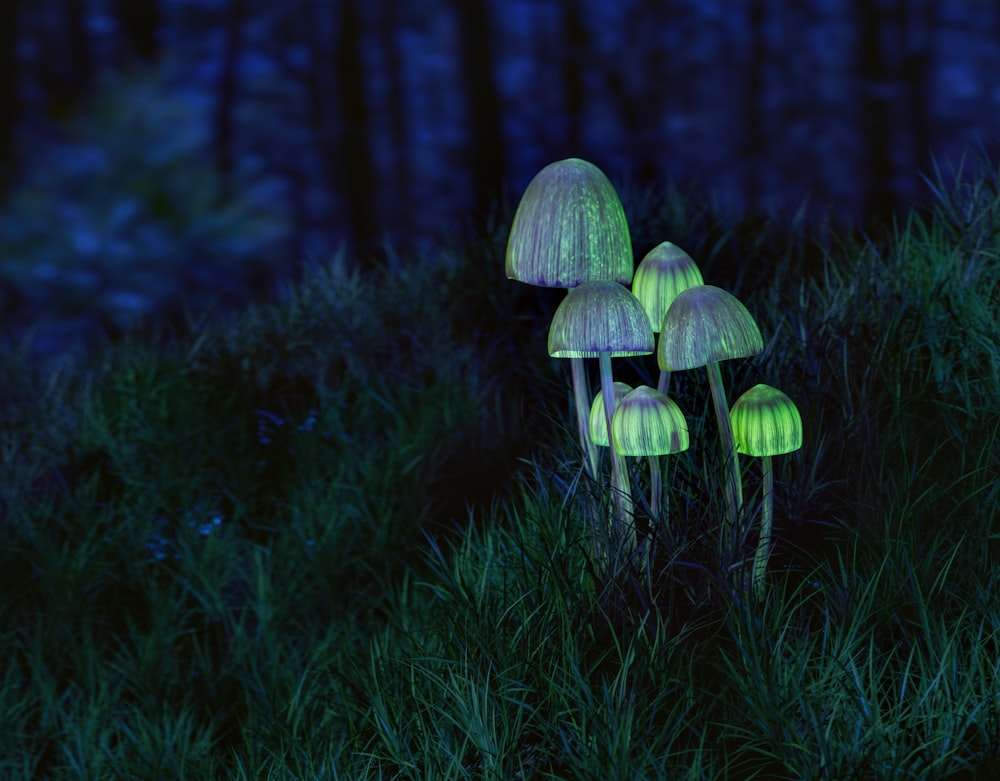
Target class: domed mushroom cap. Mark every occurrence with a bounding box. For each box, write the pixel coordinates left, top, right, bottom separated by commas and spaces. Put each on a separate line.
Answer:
632, 242, 704, 333
589, 381, 633, 446
730, 384, 803, 457
506, 158, 633, 288
657, 285, 763, 371
612, 385, 689, 456
548, 281, 654, 358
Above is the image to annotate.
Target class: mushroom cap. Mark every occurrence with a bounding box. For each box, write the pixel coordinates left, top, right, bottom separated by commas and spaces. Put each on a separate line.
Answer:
612, 385, 689, 456
632, 242, 704, 333
505, 158, 633, 288
657, 285, 763, 371
730, 383, 803, 457
548, 281, 654, 358
589, 381, 633, 447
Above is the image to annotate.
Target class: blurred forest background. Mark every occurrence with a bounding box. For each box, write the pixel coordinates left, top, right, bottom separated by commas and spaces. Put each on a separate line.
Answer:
1, 0, 999, 370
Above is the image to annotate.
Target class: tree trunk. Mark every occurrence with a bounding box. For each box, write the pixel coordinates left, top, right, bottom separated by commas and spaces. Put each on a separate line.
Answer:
380, 0, 411, 241
560, 0, 587, 153
854, 0, 898, 229
213, 0, 247, 199
454, 0, 505, 223
742, 0, 768, 208
44, 0, 96, 117
334, 0, 377, 258
0, 0, 18, 193
113, 0, 161, 63
901, 0, 934, 204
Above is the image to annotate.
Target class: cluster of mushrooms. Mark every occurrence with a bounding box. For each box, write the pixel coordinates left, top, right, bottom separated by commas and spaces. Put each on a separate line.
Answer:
506, 158, 802, 598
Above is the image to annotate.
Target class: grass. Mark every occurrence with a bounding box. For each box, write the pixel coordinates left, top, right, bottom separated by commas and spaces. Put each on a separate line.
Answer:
1, 162, 999, 779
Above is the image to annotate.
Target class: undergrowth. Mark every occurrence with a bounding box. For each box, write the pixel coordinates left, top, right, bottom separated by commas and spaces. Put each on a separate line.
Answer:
0, 160, 998, 779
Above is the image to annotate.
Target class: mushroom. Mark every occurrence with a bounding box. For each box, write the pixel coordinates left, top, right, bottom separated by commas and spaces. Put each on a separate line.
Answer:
505, 158, 633, 480
631, 242, 704, 394
611, 385, 689, 523
549, 280, 654, 548
730, 383, 803, 598
657, 284, 763, 558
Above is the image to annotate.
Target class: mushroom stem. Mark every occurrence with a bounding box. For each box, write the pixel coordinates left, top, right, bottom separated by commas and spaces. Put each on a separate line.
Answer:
656, 368, 671, 395
598, 351, 634, 552
753, 455, 774, 599
571, 357, 599, 480
704, 361, 743, 558
648, 455, 662, 520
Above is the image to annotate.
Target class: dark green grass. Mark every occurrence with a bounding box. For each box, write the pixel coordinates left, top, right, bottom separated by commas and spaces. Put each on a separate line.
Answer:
1, 166, 998, 779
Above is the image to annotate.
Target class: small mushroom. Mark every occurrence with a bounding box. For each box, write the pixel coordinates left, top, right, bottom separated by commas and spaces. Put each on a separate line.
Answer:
730, 383, 803, 598
631, 242, 704, 394
611, 385, 689, 523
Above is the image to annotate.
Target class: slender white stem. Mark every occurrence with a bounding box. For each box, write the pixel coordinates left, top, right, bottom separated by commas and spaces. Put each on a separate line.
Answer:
599, 351, 634, 553
648, 456, 662, 520
704, 360, 742, 560
656, 368, 671, 395
753, 455, 774, 599
571, 357, 598, 480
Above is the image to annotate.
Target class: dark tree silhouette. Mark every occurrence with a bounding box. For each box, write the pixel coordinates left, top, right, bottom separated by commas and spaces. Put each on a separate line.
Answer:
40, 0, 96, 117
333, 0, 377, 256
454, 0, 505, 222
854, 0, 900, 227
112, 0, 161, 63
560, 0, 588, 153
742, 0, 769, 207
900, 0, 934, 206
213, 0, 247, 197
379, 0, 411, 241
0, 0, 18, 192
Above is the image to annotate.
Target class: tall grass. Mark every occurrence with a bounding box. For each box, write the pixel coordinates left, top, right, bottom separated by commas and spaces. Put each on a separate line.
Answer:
1, 164, 998, 779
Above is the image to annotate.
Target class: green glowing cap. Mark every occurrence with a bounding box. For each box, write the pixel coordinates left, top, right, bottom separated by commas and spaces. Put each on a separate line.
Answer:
548, 281, 654, 358
657, 285, 763, 371
506, 158, 633, 287
631, 242, 704, 333
730, 384, 803, 457
611, 385, 689, 456
588, 381, 633, 446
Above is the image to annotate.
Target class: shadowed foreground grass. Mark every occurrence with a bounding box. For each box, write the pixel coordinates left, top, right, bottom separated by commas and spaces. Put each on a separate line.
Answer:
1, 169, 998, 779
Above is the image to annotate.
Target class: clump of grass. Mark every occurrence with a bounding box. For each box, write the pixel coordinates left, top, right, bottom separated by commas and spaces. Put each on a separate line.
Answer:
1, 158, 998, 777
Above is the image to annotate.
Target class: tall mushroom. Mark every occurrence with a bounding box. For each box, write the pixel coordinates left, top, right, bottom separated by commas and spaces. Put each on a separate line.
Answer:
730, 384, 803, 598
657, 284, 763, 560
549, 280, 654, 551
506, 158, 633, 481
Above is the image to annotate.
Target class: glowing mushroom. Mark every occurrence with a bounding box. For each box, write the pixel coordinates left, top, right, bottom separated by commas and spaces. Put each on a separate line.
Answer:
549, 280, 653, 547
730, 383, 803, 598
611, 385, 689, 521
506, 158, 633, 480
658, 284, 763, 557
631, 242, 704, 394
